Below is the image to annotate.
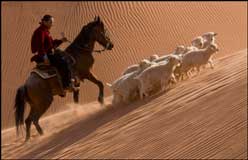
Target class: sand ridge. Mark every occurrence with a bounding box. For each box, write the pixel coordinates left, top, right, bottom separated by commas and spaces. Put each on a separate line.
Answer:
2, 2, 247, 129
1, 49, 247, 159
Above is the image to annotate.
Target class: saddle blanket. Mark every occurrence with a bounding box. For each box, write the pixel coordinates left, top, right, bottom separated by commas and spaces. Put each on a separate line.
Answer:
31, 65, 57, 79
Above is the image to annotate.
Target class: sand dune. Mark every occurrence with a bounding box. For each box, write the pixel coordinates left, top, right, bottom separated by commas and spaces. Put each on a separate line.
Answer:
2, 2, 247, 129
1, 49, 247, 159
1, 2, 247, 159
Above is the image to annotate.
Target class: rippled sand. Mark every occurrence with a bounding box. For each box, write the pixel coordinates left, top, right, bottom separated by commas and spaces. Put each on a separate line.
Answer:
1, 2, 247, 159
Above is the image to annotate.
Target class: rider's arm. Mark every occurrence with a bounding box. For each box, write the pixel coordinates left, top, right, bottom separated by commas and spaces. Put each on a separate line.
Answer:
53, 39, 63, 49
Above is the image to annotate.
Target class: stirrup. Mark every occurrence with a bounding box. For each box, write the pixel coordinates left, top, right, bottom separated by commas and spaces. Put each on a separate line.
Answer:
71, 78, 80, 90
71, 78, 75, 83
37, 62, 50, 66
66, 79, 79, 92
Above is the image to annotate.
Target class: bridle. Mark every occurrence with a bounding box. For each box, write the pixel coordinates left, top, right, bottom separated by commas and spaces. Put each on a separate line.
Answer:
70, 41, 111, 54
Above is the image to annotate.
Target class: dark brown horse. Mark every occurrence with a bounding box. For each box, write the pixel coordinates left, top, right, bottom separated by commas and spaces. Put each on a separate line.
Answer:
14, 16, 113, 141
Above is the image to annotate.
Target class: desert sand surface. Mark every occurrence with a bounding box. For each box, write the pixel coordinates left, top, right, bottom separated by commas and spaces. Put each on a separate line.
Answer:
2, 49, 247, 159
1, 2, 247, 159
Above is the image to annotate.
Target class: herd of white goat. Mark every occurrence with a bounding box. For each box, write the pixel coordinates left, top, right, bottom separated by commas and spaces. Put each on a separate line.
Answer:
107, 32, 219, 105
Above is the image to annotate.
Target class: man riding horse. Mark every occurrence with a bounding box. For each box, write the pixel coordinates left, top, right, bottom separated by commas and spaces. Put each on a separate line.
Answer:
30, 14, 75, 94
15, 15, 113, 141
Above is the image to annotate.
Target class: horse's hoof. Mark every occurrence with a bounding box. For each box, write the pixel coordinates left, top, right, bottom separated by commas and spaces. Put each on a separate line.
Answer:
73, 96, 79, 103
74, 99, 79, 104
59, 94, 66, 97
25, 137, 30, 142
73, 94, 79, 103
98, 96, 104, 104
39, 131, 44, 136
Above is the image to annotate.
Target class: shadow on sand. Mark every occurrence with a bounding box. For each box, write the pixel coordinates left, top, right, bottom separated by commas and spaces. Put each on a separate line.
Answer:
20, 91, 168, 159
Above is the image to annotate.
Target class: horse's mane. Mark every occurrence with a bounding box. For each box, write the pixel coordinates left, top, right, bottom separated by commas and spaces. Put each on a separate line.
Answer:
82, 21, 98, 33
65, 18, 103, 53
75, 20, 100, 44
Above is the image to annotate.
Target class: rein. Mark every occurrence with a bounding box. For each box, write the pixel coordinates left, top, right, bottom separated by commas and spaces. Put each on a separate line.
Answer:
62, 32, 107, 54
72, 42, 106, 53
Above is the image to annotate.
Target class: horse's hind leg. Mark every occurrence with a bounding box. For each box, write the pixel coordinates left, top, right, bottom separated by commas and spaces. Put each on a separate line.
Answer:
25, 112, 33, 141
86, 72, 104, 104
32, 110, 44, 135
32, 103, 51, 136
30, 95, 52, 137
25, 108, 44, 141
33, 115, 44, 136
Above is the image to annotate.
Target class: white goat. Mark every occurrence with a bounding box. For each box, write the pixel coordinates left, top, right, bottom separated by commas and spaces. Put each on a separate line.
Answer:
122, 64, 139, 76
182, 33, 216, 76
108, 59, 156, 104
134, 55, 182, 99
122, 59, 155, 75
172, 45, 186, 55
153, 45, 185, 64
149, 54, 160, 62
191, 36, 204, 49
107, 71, 140, 105
202, 32, 217, 48
201, 32, 218, 68
175, 43, 219, 80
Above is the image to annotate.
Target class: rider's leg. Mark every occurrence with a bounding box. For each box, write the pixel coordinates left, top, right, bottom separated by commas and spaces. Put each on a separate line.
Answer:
47, 54, 68, 88
31, 54, 45, 64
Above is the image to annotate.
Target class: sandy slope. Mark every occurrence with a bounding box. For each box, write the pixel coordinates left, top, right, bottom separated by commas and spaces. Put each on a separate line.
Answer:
1, 2, 247, 129
1, 49, 247, 159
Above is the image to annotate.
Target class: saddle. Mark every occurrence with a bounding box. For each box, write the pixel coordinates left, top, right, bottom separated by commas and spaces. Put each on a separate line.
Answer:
31, 63, 57, 79
30, 49, 79, 96
31, 63, 65, 96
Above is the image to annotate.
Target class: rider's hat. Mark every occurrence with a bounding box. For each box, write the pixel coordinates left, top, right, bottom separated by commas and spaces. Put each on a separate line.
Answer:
39, 14, 53, 24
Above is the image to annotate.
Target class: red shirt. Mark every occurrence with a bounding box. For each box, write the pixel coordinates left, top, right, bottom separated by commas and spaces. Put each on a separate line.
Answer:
31, 24, 63, 55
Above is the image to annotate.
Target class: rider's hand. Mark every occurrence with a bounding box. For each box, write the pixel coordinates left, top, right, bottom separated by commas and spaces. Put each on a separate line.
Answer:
61, 37, 68, 43
44, 54, 50, 65
44, 58, 50, 65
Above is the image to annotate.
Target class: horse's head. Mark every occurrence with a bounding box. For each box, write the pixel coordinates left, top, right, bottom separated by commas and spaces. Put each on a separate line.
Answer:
66, 16, 114, 54
91, 16, 114, 50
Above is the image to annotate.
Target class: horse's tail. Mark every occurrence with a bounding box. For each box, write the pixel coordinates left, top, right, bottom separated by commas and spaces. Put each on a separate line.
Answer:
14, 85, 27, 136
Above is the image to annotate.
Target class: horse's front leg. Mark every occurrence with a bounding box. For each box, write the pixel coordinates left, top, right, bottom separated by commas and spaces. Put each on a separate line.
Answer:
73, 90, 79, 103
72, 77, 80, 103
86, 72, 104, 104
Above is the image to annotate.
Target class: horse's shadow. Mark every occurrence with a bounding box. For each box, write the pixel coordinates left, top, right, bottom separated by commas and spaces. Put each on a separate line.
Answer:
20, 91, 166, 159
